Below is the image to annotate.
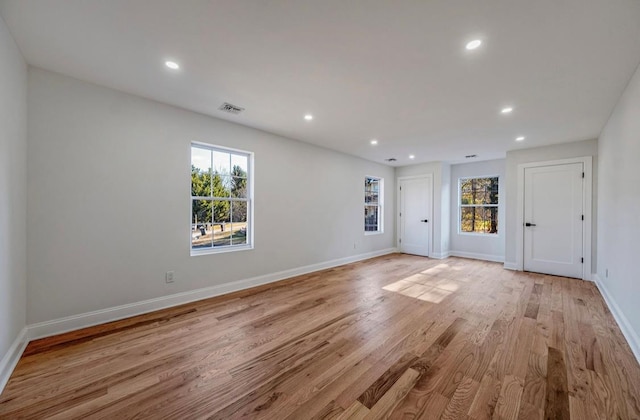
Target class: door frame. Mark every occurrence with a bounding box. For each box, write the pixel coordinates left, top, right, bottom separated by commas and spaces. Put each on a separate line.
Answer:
515, 156, 593, 280
396, 174, 434, 256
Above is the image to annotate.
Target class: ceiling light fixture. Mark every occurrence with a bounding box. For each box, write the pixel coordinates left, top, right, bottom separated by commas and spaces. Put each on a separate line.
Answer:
409, 155, 415, 159
370, 139, 378, 145
501, 107, 514, 114
304, 114, 313, 121
466, 39, 482, 50
516, 136, 525, 141
165, 61, 180, 70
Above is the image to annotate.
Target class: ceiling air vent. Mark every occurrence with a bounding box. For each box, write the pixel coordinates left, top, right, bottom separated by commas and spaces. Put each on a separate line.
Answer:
385, 158, 397, 162
218, 102, 245, 115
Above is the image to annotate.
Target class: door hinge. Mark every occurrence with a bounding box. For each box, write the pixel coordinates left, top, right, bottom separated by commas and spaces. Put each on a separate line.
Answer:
400, 186, 402, 191
581, 257, 584, 263
399, 212, 402, 217
582, 172, 585, 178
581, 214, 584, 221
399, 238, 402, 243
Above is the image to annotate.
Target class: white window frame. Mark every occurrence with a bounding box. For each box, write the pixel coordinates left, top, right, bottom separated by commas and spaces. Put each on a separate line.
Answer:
458, 175, 499, 236
190, 142, 254, 256
365, 176, 384, 235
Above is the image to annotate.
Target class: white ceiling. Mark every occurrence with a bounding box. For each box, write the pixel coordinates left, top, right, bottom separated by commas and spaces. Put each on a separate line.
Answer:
2, 0, 640, 166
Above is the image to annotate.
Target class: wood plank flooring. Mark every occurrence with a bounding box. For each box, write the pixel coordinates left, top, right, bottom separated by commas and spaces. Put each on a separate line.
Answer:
1, 254, 639, 419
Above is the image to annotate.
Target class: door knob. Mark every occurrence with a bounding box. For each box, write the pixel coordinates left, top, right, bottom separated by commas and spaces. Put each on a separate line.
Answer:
421, 219, 428, 223
525, 222, 536, 227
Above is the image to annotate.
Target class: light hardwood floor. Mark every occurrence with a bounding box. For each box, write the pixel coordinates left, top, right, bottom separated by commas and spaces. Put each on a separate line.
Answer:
1, 254, 639, 419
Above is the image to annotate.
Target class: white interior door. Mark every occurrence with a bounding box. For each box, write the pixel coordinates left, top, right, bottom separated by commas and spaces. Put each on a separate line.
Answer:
524, 162, 584, 278
399, 177, 431, 256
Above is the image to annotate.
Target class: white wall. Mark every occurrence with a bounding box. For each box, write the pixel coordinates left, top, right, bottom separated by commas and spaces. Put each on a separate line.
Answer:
504, 139, 598, 270
396, 162, 450, 258
440, 164, 451, 255
597, 62, 640, 356
449, 159, 506, 262
27, 68, 396, 324
0, 15, 27, 373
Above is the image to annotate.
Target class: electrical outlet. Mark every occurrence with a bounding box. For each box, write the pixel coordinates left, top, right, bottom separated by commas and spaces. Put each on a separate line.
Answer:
165, 271, 175, 283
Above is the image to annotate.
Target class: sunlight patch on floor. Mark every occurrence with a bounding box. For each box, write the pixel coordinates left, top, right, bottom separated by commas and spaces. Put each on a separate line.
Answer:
433, 281, 460, 292
382, 279, 415, 292
402, 273, 433, 285
417, 287, 451, 303
420, 263, 450, 275
382, 271, 460, 303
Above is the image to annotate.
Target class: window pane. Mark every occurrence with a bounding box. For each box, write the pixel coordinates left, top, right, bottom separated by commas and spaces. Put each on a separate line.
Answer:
231, 201, 248, 245
486, 207, 498, 233
191, 147, 212, 173
476, 207, 487, 232
213, 150, 231, 176
191, 147, 212, 197
460, 207, 474, 232
365, 177, 379, 193
192, 199, 212, 249
460, 177, 499, 205
231, 177, 248, 198
221, 176, 233, 196
460, 179, 473, 205
487, 178, 499, 204
364, 177, 380, 204
231, 154, 248, 177
460, 206, 498, 234
365, 176, 379, 205
365, 205, 379, 231
212, 174, 231, 198
213, 200, 231, 247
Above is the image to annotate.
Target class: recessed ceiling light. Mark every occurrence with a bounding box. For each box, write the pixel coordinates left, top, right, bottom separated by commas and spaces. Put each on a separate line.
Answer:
516, 136, 525, 141
466, 39, 482, 50
304, 114, 313, 121
370, 139, 378, 145
501, 107, 514, 114
409, 155, 415, 159
165, 61, 180, 70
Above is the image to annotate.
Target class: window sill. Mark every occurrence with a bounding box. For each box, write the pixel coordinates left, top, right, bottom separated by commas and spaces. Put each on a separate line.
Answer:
457, 232, 500, 237
191, 244, 254, 256
365, 231, 384, 236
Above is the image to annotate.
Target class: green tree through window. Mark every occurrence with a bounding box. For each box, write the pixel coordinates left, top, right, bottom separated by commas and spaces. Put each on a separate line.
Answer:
191, 144, 252, 252
459, 177, 499, 234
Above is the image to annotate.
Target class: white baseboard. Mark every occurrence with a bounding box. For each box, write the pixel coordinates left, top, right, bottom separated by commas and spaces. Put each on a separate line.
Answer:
430, 251, 450, 259
448, 251, 504, 263
28, 248, 397, 341
503, 262, 518, 270
0, 327, 28, 394
593, 274, 640, 364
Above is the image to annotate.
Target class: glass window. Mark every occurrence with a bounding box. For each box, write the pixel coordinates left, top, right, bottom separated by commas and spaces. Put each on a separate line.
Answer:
459, 177, 499, 234
365, 177, 383, 233
191, 144, 252, 253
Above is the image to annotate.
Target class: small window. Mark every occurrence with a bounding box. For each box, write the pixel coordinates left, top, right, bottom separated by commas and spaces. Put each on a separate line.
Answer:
459, 177, 499, 234
191, 143, 252, 254
365, 176, 383, 233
